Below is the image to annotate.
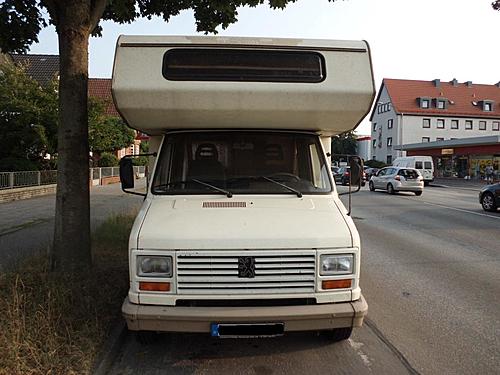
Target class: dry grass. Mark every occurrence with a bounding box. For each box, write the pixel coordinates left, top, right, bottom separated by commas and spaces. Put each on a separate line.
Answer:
0, 214, 135, 375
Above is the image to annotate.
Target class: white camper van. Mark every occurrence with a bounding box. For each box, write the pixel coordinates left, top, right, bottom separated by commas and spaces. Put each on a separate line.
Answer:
392, 156, 434, 185
113, 35, 375, 341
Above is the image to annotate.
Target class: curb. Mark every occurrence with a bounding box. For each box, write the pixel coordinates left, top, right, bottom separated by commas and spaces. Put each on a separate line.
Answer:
92, 320, 128, 375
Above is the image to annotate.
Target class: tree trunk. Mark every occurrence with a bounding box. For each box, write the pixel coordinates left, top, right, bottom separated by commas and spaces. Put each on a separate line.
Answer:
51, 2, 92, 270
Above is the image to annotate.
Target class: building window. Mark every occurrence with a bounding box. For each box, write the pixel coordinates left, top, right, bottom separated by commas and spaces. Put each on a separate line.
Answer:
423, 118, 431, 128
420, 98, 430, 108
465, 120, 473, 130
387, 137, 392, 147
436, 137, 444, 141
372, 139, 377, 148
451, 120, 459, 129
437, 100, 445, 109
388, 119, 393, 129
493, 121, 500, 131
386, 155, 392, 164
422, 137, 430, 143
479, 121, 487, 130
437, 119, 445, 129
483, 101, 494, 112
373, 123, 377, 132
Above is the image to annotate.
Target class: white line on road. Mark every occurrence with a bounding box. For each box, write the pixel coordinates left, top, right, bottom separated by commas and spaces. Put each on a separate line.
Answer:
411, 199, 500, 220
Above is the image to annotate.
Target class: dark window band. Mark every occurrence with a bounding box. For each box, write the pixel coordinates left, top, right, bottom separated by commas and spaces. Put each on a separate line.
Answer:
162, 48, 326, 83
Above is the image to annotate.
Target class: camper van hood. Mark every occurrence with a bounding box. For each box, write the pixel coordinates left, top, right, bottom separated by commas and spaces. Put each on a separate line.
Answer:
137, 196, 353, 249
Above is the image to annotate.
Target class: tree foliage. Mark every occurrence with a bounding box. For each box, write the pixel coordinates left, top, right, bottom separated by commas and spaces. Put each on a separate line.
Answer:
0, 60, 58, 165
331, 131, 358, 156
493, 1, 500, 11
88, 99, 135, 155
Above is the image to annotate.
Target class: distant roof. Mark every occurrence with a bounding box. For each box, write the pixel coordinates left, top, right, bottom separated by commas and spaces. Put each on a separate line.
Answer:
10, 54, 59, 86
88, 78, 119, 117
395, 135, 500, 150
371, 78, 500, 120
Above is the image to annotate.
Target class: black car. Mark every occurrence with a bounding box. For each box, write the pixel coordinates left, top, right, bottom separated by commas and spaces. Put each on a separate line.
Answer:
334, 166, 366, 186
479, 183, 500, 212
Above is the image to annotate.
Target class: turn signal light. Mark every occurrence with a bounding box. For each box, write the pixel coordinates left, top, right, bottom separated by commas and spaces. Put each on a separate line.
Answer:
322, 279, 352, 290
139, 282, 171, 292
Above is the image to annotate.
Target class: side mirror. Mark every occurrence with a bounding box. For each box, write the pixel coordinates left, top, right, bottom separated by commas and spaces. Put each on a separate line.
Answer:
349, 156, 364, 186
119, 157, 134, 190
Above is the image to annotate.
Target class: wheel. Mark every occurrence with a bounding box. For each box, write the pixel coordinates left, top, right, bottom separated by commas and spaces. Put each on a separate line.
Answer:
369, 181, 375, 191
387, 183, 395, 195
135, 331, 158, 344
341, 178, 348, 186
481, 192, 497, 212
324, 327, 353, 342
415, 191, 423, 196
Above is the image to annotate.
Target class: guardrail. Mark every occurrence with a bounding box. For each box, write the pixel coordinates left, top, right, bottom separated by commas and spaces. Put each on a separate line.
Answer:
0, 166, 146, 190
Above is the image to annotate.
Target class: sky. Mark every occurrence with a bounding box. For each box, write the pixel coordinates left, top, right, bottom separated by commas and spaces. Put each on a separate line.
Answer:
28, 0, 500, 135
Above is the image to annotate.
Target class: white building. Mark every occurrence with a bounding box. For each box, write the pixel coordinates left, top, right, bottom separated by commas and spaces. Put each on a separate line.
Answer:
356, 135, 371, 161
370, 78, 500, 164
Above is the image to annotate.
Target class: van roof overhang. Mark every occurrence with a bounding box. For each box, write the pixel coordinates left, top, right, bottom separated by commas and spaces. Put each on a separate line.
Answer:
112, 36, 376, 136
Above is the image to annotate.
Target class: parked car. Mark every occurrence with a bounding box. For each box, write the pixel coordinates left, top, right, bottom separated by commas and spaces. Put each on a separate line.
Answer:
334, 166, 366, 186
479, 183, 500, 212
365, 167, 379, 179
369, 167, 423, 195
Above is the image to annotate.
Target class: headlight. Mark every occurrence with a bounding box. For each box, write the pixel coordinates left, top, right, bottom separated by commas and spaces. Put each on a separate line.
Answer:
137, 256, 172, 277
320, 254, 354, 275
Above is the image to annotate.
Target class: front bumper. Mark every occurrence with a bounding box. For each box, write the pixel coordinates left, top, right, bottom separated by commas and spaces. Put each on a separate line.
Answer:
122, 295, 368, 333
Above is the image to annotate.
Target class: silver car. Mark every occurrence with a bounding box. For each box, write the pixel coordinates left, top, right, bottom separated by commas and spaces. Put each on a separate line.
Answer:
368, 167, 424, 196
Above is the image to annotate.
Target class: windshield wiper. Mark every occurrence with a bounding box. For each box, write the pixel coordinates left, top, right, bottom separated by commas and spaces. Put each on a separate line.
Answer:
261, 176, 302, 198
154, 179, 233, 198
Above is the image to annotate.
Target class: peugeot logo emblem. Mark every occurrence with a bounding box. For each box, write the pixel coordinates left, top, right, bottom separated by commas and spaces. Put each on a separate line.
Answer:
238, 256, 256, 278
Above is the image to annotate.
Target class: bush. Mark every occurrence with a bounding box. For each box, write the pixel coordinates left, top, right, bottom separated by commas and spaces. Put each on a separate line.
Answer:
365, 160, 388, 168
0, 157, 39, 171
97, 152, 118, 167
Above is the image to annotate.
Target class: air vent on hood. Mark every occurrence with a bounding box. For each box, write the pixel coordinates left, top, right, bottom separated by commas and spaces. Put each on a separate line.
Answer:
202, 201, 247, 208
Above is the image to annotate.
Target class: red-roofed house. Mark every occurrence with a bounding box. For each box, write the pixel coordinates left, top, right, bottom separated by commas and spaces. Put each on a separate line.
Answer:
88, 78, 147, 158
370, 78, 500, 165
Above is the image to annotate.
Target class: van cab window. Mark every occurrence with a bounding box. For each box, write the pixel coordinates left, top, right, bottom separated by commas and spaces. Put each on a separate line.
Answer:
152, 131, 332, 195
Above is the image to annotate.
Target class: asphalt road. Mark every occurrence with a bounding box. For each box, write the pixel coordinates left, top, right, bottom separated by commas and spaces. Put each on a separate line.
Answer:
107, 185, 499, 375
0, 181, 145, 271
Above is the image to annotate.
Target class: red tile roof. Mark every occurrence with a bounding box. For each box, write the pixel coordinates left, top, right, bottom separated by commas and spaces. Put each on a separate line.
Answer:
373, 78, 500, 119
88, 78, 119, 117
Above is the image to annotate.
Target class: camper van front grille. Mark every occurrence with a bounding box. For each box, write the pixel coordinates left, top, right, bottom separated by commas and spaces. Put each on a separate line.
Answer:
176, 251, 316, 295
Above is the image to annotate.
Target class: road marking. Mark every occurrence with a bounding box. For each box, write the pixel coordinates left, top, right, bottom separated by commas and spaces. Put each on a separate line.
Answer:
412, 199, 500, 220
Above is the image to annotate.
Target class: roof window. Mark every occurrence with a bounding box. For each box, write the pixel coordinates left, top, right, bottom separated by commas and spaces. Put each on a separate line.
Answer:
418, 97, 431, 109
481, 100, 494, 112
434, 98, 448, 110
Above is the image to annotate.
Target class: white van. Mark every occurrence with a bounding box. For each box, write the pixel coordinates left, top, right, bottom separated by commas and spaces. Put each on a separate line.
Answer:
113, 35, 375, 342
393, 156, 434, 185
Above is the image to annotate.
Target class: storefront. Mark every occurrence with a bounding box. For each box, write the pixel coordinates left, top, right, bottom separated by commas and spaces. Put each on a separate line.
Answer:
396, 136, 500, 180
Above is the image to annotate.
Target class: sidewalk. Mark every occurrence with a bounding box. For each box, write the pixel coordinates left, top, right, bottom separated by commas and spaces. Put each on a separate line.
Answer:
431, 177, 492, 191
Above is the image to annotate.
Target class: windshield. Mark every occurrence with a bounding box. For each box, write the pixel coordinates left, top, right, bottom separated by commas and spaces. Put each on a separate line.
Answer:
152, 131, 332, 195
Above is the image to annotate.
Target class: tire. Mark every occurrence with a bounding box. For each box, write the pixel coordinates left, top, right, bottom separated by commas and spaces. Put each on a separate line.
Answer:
387, 183, 395, 195
481, 192, 497, 212
324, 327, 353, 342
342, 178, 348, 186
415, 191, 423, 196
369, 181, 375, 191
135, 331, 158, 344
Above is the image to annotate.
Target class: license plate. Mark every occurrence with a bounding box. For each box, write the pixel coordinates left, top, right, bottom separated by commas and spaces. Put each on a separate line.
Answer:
210, 323, 284, 338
